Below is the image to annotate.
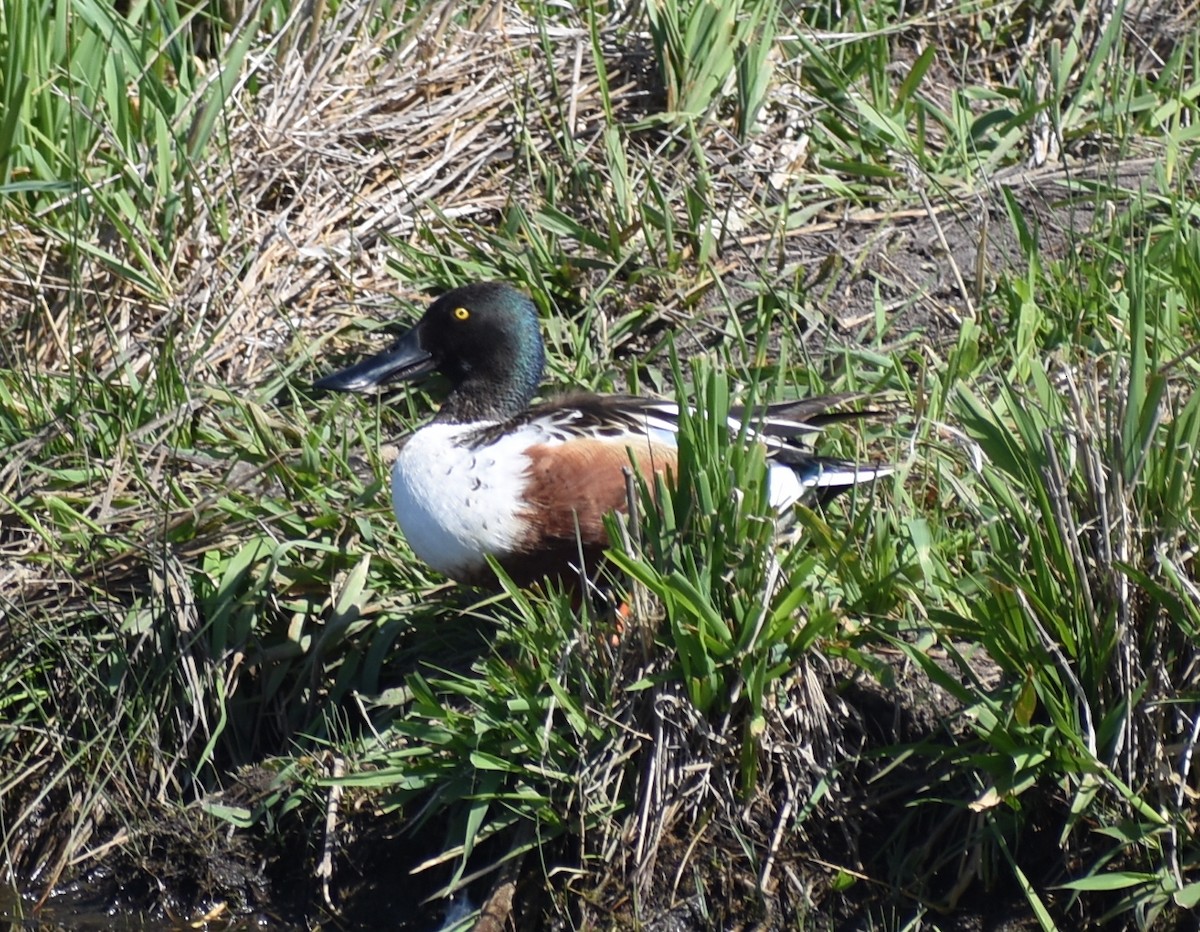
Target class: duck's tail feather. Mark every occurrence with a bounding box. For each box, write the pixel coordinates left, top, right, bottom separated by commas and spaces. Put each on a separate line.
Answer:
767, 452, 894, 510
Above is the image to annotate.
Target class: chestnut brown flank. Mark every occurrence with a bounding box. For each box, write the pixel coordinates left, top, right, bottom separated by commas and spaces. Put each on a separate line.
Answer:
501, 437, 676, 583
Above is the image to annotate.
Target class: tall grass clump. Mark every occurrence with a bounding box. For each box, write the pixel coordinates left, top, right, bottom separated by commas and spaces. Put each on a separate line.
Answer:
0, 0, 262, 285
642, 0, 780, 136
315, 354, 895, 926
889, 215, 1200, 926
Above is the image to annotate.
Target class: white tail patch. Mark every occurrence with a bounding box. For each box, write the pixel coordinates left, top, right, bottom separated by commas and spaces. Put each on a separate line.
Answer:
767, 461, 892, 511
805, 463, 894, 488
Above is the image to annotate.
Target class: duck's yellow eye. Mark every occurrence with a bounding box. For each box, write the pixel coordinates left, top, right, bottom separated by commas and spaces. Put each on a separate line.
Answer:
453, 307, 470, 321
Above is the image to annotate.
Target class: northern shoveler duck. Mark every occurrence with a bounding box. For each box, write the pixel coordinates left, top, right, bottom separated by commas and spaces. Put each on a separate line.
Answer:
314, 282, 891, 588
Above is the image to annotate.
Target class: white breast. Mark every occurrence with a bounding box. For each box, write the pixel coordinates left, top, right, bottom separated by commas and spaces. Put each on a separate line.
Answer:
390, 423, 537, 580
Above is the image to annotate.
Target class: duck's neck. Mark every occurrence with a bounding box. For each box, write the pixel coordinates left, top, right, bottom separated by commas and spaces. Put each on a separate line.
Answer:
436, 367, 541, 425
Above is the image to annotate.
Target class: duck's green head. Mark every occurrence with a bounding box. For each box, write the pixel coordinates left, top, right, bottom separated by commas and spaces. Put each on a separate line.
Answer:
314, 282, 546, 422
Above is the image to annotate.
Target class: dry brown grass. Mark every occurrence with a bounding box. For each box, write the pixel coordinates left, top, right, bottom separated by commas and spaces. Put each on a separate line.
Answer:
0, 0, 975, 385
2, 3, 644, 379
